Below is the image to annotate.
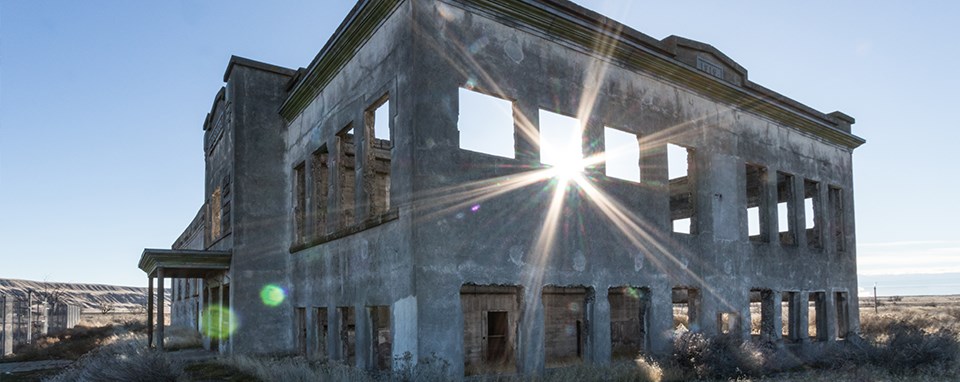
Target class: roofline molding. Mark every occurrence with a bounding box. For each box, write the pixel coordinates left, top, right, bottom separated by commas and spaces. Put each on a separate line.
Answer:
279, 0, 864, 149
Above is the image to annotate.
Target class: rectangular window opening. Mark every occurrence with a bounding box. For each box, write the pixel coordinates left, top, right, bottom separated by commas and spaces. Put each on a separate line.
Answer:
458, 88, 515, 159
669, 144, 696, 234
316, 307, 328, 359
603, 127, 640, 183
777, 172, 796, 245
608, 286, 650, 360
809, 292, 826, 342
337, 126, 357, 229
805, 180, 822, 249
829, 187, 845, 252
835, 292, 849, 340
368, 306, 391, 370
745, 164, 768, 242
339, 307, 356, 366
292, 165, 305, 243
295, 307, 307, 355
539, 110, 583, 170
672, 287, 700, 334
366, 97, 392, 215
543, 286, 589, 368
461, 285, 520, 376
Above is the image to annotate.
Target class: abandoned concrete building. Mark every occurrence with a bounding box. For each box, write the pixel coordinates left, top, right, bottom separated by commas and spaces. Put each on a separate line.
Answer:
138, 0, 864, 376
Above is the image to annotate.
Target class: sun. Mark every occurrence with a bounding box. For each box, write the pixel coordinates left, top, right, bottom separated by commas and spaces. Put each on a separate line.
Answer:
550, 154, 585, 183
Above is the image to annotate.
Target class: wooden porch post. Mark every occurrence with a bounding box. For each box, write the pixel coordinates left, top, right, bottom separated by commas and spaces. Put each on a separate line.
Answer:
147, 275, 154, 349
156, 268, 165, 350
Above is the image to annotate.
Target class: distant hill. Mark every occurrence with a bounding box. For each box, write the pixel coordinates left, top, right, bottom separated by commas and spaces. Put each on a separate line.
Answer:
0, 278, 169, 314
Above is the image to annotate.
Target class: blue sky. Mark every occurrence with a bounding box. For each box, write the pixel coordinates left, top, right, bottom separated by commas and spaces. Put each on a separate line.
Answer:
1, 1, 958, 294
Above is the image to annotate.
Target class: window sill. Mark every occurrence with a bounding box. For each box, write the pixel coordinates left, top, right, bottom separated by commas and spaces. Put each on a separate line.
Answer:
290, 209, 399, 253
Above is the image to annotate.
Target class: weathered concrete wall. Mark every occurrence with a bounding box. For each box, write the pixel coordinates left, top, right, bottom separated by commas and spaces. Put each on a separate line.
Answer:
173, 0, 861, 376
283, 2, 417, 368
226, 61, 298, 354
402, 0, 859, 374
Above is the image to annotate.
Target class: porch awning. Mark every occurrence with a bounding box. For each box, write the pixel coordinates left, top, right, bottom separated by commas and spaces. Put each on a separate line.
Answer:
138, 248, 232, 278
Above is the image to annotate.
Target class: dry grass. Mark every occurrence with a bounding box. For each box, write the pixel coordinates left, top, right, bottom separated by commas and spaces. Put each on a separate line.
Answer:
27, 296, 960, 381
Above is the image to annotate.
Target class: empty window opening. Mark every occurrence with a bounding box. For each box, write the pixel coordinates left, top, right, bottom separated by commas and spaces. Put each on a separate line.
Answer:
835, 292, 849, 340
829, 186, 845, 252
672, 287, 701, 333
543, 286, 590, 368
672, 218, 692, 234
337, 126, 357, 229
804, 180, 822, 249
461, 285, 520, 376
211, 187, 223, 240
295, 307, 307, 355
371, 98, 390, 141
809, 292, 827, 341
669, 144, 696, 234
316, 307, 328, 359
458, 88, 515, 158
745, 164, 768, 242
312, 148, 330, 237
368, 306, 392, 370
608, 286, 650, 360
717, 312, 739, 335
539, 110, 583, 171
487, 311, 508, 364
366, 97, 392, 215
782, 291, 800, 341
603, 127, 640, 182
339, 307, 356, 365
667, 143, 689, 180
292, 165, 306, 243
777, 172, 796, 245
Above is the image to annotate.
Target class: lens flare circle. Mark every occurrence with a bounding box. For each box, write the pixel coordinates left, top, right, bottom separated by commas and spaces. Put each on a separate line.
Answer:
200, 305, 238, 339
260, 284, 287, 307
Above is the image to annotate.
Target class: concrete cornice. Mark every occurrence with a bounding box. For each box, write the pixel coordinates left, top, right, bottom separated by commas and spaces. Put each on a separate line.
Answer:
279, 0, 404, 121
224, 55, 297, 83
279, 0, 864, 149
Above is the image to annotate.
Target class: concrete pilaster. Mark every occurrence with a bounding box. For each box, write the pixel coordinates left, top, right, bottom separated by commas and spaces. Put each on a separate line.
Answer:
824, 292, 838, 342
761, 165, 778, 244
762, 290, 782, 342
518, 286, 544, 375
586, 287, 610, 365
357, 306, 372, 369
796, 291, 809, 342
647, 286, 673, 355
514, 99, 540, 164
698, 152, 740, 241
792, 177, 807, 250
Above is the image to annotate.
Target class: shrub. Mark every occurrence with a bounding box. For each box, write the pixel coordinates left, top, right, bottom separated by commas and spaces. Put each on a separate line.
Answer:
47, 336, 184, 382
876, 321, 958, 374
668, 332, 770, 380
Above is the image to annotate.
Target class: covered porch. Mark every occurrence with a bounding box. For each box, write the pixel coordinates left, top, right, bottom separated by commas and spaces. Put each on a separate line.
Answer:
138, 248, 231, 350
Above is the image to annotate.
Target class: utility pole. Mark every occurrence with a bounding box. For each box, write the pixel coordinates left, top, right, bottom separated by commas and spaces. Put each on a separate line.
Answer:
874, 283, 879, 314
